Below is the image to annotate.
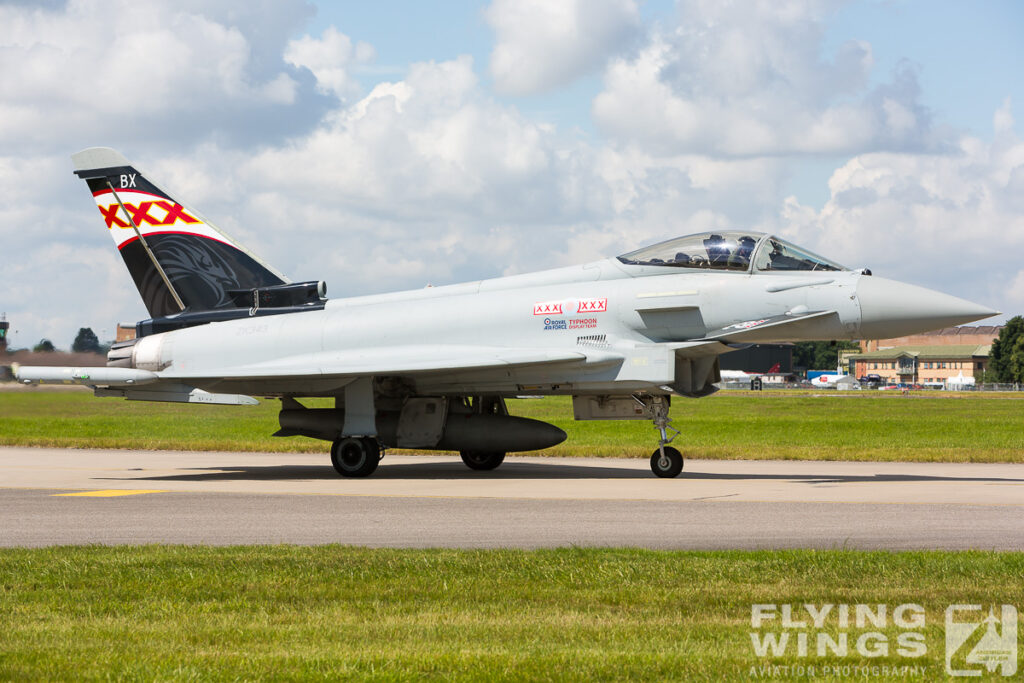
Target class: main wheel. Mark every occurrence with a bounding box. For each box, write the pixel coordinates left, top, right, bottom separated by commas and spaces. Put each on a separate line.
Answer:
331, 437, 380, 477
460, 450, 506, 471
650, 446, 683, 478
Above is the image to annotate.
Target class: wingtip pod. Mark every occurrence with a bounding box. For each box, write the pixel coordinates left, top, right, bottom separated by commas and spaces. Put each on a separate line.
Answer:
12, 366, 158, 386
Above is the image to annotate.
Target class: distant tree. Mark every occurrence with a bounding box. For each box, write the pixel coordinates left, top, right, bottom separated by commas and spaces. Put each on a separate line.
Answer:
988, 316, 1024, 383
33, 339, 55, 352
72, 327, 102, 354
976, 369, 1001, 384
792, 340, 860, 372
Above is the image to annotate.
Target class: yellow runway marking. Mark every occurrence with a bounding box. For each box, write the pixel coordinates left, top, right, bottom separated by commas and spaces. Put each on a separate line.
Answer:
52, 489, 165, 498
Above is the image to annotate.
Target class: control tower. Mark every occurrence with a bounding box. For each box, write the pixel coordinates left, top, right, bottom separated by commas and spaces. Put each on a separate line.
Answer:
0, 313, 8, 352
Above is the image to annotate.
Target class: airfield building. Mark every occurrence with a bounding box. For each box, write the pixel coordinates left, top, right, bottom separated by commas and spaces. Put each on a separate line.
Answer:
848, 344, 991, 385
115, 323, 137, 343
0, 314, 8, 351
847, 325, 1002, 385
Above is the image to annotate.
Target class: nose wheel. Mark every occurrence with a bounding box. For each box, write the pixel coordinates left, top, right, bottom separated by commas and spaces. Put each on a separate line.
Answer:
331, 437, 381, 477
650, 446, 683, 478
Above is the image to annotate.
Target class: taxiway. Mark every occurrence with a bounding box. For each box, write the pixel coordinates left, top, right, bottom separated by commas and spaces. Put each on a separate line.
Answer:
1, 447, 1022, 549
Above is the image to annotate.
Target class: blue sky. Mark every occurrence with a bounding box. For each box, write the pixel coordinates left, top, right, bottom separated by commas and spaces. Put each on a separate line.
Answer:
824, 2, 1023, 129
0, 0, 1021, 348
317, 0, 1024, 132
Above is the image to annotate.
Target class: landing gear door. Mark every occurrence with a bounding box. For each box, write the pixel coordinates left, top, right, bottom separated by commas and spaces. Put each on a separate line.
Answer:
396, 397, 448, 448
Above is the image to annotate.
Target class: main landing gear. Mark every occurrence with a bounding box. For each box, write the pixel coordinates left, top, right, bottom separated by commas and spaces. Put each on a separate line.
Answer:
458, 396, 508, 472
330, 440, 507, 476
330, 437, 381, 477
460, 451, 506, 470
637, 395, 684, 478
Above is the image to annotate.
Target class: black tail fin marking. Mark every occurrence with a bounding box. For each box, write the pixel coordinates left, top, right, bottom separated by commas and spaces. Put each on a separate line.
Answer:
72, 147, 288, 318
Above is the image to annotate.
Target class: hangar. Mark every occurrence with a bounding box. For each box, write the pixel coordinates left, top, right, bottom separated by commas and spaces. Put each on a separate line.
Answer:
718, 343, 792, 374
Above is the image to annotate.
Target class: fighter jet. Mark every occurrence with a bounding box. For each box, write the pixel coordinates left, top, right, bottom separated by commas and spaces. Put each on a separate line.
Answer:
12, 148, 999, 477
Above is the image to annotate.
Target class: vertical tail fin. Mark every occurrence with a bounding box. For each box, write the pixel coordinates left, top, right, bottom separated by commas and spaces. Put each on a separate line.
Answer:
72, 147, 288, 318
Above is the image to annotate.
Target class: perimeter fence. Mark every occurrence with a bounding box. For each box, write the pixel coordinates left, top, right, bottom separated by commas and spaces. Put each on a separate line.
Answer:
718, 380, 1024, 392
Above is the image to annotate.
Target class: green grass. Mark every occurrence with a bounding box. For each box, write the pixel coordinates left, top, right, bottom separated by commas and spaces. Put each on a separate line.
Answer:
0, 546, 1020, 680
516, 391, 1024, 462
2, 390, 1023, 462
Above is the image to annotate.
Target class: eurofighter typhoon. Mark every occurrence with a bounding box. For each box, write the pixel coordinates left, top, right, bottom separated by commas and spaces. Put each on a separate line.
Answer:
12, 148, 998, 477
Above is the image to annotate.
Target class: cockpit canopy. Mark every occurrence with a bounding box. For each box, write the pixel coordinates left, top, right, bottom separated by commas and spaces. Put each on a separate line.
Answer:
617, 231, 846, 273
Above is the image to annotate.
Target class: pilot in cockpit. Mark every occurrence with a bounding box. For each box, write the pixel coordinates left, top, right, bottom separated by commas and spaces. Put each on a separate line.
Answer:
735, 236, 757, 263
616, 231, 846, 273
703, 234, 729, 266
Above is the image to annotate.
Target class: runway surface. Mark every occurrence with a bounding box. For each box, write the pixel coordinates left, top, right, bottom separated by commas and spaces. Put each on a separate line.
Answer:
2, 447, 1023, 549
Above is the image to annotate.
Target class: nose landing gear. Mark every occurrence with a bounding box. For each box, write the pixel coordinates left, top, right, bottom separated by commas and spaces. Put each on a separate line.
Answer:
637, 395, 684, 478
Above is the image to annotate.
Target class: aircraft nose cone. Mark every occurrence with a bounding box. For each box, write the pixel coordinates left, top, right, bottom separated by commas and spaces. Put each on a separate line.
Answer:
857, 276, 999, 339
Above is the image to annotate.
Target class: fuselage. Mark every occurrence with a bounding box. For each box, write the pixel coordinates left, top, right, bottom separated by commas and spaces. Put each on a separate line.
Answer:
126, 259, 886, 398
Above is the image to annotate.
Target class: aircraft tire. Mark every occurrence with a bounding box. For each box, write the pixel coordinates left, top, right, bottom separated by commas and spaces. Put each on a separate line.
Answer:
331, 437, 380, 477
650, 446, 684, 478
460, 450, 506, 471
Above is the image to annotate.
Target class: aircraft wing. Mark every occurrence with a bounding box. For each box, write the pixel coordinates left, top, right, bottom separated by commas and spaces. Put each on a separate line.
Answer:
700, 310, 841, 343
9, 365, 260, 405
13, 346, 625, 403
165, 345, 624, 381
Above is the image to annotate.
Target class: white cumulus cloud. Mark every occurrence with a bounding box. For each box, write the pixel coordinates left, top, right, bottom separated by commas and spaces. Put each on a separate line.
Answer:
593, 0, 933, 157
0, 0, 323, 153
285, 26, 376, 99
233, 55, 614, 290
777, 100, 1024, 317
485, 0, 640, 95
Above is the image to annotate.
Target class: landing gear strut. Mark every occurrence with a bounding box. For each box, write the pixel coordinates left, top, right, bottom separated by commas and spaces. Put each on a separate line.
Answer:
331, 437, 381, 477
636, 395, 684, 478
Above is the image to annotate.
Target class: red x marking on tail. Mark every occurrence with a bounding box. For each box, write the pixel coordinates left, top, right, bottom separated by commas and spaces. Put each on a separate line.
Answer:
99, 204, 128, 228
99, 201, 200, 228
126, 201, 160, 226
154, 201, 200, 225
